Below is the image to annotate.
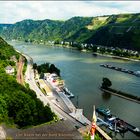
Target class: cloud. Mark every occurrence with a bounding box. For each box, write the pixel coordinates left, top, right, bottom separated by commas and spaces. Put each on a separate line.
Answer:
0, 1, 140, 23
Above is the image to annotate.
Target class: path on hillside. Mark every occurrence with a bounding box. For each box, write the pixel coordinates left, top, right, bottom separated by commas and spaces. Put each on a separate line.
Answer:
16, 55, 24, 85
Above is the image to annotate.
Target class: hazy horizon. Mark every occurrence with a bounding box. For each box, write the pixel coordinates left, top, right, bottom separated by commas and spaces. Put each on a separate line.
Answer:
1, 1, 140, 24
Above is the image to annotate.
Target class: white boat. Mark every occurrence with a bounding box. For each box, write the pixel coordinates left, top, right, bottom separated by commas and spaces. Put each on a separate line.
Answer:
133, 127, 140, 132
134, 71, 140, 76
107, 116, 116, 121
63, 87, 74, 98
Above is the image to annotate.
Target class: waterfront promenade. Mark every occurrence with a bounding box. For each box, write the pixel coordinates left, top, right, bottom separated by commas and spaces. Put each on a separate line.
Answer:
22, 52, 86, 126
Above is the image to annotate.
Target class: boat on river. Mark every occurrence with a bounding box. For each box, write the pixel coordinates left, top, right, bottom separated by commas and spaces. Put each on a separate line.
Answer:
96, 108, 111, 117
96, 108, 140, 135
117, 118, 140, 136
63, 87, 74, 98
134, 71, 140, 77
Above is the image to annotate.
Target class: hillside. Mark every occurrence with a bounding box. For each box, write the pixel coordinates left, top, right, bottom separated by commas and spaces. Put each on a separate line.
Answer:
0, 37, 19, 60
0, 13, 140, 51
0, 37, 55, 128
85, 13, 140, 51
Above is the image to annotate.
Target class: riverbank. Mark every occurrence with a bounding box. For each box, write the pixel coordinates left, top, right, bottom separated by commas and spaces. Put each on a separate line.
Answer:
11, 40, 140, 62
95, 52, 140, 62
38, 42, 140, 62
45, 44, 140, 62
100, 87, 140, 104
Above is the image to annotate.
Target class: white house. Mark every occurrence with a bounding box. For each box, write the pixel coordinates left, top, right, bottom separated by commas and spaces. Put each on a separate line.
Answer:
5, 65, 14, 75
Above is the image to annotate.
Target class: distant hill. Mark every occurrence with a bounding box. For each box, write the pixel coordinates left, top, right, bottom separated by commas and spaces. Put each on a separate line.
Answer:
0, 24, 12, 37
0, 13, 140, 51
0, 24, 12, 28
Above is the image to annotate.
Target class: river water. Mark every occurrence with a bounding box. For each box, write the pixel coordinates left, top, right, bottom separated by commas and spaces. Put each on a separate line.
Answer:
9, 41, 140, 139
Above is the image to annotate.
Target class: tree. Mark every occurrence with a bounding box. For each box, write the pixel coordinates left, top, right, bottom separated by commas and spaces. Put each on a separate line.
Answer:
49, 64, 60, 76
99, 47, 106, 54
33, 63, 37, 69
40, 72, 44, 79
9, 61, 15, 66
136, 53, 139, 58
101, 77, 112, 89
77, 45, 82, 51
0, 95, 8, 122
92, 46, 97, 52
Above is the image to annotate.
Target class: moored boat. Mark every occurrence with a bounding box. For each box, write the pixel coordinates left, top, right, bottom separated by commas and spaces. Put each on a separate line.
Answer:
96, 107, 139, 135
134, 71, 140, 77
63, 87, 74, 98
96, 108, 111, 117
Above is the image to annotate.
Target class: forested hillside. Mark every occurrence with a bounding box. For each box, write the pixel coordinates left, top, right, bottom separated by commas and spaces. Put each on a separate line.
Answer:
0, 37, 55, 128
0, 13, 140, 51
85, 14, 140, 51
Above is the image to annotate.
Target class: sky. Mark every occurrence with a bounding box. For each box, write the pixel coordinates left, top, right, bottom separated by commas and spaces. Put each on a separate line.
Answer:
0, 1, 140, 23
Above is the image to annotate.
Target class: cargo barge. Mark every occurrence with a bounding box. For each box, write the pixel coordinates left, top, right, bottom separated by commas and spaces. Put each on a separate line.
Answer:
100, 64, 140, 77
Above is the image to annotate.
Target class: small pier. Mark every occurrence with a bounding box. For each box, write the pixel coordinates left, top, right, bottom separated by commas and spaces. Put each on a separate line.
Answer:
57, 91, 76, 112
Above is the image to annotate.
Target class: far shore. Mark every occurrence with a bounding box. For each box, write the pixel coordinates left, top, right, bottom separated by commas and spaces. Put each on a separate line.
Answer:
10, 40, 140, 62
52, 44, 140, 62
95, 52, 140, 62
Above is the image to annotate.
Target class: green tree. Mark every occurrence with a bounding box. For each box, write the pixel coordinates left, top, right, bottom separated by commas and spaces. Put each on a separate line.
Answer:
40, 72, 44, 79
101, 77, 112, 89
9, 61, 15, 66
136, 53, 139, 58
0, 95, 8, 122
99, 47, 106, 54
92, 46, 97, 52
33, 63, 37, 69
49, 64, 60, 76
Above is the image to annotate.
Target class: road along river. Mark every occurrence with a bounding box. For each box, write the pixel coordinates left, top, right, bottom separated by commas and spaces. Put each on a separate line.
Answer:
9, 41, 140, 139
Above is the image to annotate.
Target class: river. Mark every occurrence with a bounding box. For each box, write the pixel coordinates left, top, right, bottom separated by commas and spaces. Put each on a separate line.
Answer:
9, 41, 140, 139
